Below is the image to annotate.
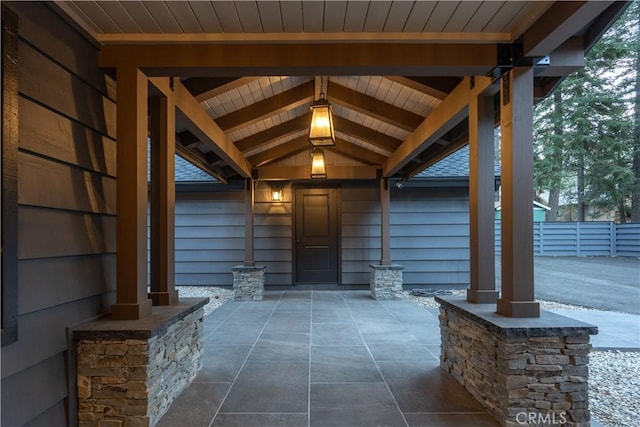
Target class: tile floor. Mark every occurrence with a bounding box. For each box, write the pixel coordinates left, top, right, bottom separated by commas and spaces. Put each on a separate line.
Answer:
157, 291, 499, 427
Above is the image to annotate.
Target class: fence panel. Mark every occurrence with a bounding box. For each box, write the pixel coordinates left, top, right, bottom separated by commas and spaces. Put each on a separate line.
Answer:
616, 223, 640, 257
495, 221, 638, 257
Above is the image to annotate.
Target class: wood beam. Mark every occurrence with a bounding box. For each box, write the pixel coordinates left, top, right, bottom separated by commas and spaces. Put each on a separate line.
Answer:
97, 32, 512, 45
112, 66, 152, 320
522, 1, 613, 57
467, 93, 499, 304
176, 130, 199, 148
386, 76, 462, 100
216, 81, 314, 133
148, 95, 178, 306
248, 136, 310, 167
244, 179, 255, 266
175, 146, 228, 184
182, 76, 259, 102
99, 43, 498, 77
328, 82, 423, 132
384, 76, 494, 178
497, 67, 540, 318
332, 139, 387, 166
149, 77, 252, 178
584, 1, 631, 51
257, 165, 378, 180
380, 178, 391, 265
235, 113, 310, 153
536, 37, 585, 77
333, 115, 402, 152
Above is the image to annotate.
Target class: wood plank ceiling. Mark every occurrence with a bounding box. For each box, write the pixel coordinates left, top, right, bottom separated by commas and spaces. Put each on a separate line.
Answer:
56, 0, 622, 182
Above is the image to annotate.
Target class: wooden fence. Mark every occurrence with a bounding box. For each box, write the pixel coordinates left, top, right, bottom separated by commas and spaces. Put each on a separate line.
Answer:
495, 222, 640, 257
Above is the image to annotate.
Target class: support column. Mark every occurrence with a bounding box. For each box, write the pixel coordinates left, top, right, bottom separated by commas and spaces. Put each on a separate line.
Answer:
380, 177, 391, 265
497, 68, 540, 317
244, 178, 255, 267
233, 178, 265, 300
111, 66, 152, 320
149, 96, 178, 306
467, 89, 499, 304
370, 177, 403, 300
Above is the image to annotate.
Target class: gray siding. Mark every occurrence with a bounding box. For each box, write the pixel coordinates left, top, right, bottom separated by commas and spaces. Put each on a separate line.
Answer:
391, 187, 470, 286
1, 3, 116, 426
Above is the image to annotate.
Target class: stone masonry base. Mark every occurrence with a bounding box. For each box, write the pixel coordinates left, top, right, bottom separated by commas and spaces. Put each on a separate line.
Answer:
437, 297, 598, 427
232, 265, 266, 300
369, 264, 404, 300
74, 298, 208, 427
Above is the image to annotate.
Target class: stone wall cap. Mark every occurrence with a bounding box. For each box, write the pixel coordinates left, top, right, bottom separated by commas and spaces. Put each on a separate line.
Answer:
436, 296, 598, 338
232, 265, 267, 271
73, 297, 209, 341
369, 264, 404, 270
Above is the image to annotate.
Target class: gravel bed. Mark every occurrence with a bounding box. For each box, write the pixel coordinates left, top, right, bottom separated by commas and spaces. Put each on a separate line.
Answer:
179, 286, 639, 427
177, 286, 234, 317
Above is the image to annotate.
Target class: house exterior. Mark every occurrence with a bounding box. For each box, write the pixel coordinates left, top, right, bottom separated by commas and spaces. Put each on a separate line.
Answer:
171, 145, 499, 288
1, 2, 627, 426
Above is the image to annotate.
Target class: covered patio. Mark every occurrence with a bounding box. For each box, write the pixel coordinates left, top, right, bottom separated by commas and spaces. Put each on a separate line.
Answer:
1, 1, 629, 426
157, 290, 499, 427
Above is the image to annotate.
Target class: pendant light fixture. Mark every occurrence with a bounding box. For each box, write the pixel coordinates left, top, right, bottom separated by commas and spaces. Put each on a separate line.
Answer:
308, 76, 335, 147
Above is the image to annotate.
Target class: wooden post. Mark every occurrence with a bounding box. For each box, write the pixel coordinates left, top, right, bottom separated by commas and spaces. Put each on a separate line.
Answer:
149, 95, 178, 306
467, 89, 499, 304
380, 177, 391, 265
497, 67, 540, 317
111, 66, 153, 320
244, 178, 255, 267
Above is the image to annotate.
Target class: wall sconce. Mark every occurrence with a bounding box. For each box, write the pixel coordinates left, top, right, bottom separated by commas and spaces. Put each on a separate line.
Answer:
308, 77, 335, 146
310, 148, 327, 179
271, 187, 283, 202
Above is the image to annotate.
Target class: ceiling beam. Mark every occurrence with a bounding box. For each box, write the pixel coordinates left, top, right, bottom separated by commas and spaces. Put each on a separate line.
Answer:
332, 139, 387, 166
328, 82, 423, 132
333, 116, 402, 152
248, 136, 309, 167
522, 1, 613, 57
99, 43, 498, 77
235, 113, 310, 153
216, 81, 314, 133
384, 76, 494, 178
149, 77, 252, 178
182, 77, 260, 102
175, 146, 227, 184
386, 76, 462, 100
257, 165, 379, 181
97, 32, 512, 45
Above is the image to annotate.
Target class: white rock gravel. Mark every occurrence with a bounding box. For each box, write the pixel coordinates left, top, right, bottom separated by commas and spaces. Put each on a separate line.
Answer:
179, 286, 639, 427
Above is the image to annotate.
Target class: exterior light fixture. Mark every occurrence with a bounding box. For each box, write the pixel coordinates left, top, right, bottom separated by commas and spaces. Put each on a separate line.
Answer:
271, 188, 283, 202
308, 77, 335, 146
310, 148, 327, 179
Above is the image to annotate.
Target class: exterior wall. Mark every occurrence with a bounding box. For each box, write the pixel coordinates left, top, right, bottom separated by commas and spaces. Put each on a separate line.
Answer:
1, 3, 117, 426
174, 183, 471, 287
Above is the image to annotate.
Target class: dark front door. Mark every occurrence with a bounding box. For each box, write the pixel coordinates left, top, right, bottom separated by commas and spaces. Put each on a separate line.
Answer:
294, 187, 339, 284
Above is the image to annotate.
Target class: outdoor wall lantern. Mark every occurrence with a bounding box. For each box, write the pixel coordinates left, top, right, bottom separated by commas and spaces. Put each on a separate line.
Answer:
310, 148, 327, 179
271, 187, 283, 202
308, 77, 335, 146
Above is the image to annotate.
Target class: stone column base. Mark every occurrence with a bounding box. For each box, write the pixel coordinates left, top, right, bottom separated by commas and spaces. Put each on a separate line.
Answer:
436, 297, 598, 427
232, 265, 266, 300
369, 264, 404, 300
74, 298, 208, 427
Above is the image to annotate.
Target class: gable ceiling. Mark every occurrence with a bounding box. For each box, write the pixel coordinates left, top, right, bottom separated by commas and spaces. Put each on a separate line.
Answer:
55, 1, 627, 182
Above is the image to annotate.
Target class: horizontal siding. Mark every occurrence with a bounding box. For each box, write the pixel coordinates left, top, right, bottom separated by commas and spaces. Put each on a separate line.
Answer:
2, 3, 117, 426
341, 185, 379, 284
391, 187, 470, 286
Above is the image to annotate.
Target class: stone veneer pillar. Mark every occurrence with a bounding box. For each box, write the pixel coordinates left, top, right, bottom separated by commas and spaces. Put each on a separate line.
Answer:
232, 265, 266, 300
436, 297, 598, 427
369, 264, 404, 300
74, 298, 208, 427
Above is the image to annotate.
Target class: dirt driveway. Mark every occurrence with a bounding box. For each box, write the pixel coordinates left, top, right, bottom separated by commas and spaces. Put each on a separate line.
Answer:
495, 256, 640, 314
